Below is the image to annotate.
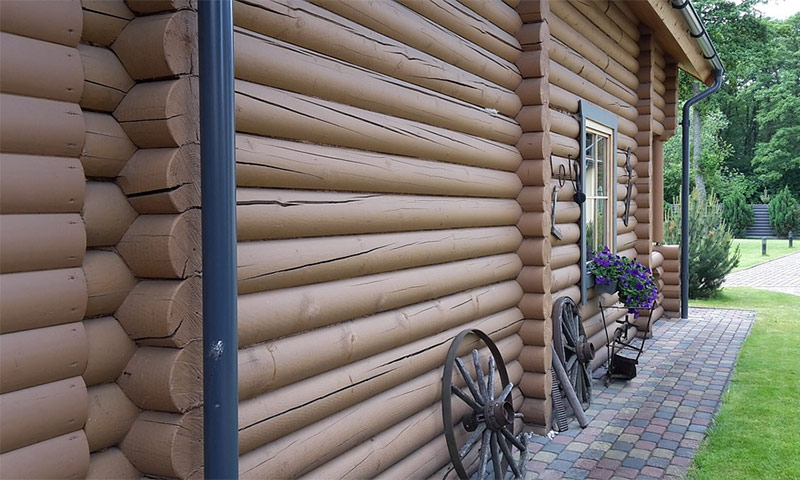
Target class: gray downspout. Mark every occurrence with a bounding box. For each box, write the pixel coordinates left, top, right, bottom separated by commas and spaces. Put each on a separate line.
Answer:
198, 1, 238, 478
679, 70, 723, 319
670, 0, 725, 320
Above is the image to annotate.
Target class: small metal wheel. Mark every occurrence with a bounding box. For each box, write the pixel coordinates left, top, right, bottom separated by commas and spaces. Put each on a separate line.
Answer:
442, 329, 528, 480
552, 297, 594, 410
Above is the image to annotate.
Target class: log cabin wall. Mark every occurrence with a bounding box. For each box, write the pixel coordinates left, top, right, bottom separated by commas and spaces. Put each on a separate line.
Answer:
231, 0, 527, 477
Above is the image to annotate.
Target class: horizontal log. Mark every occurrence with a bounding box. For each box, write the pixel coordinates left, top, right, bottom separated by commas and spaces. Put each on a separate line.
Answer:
0, 0, 82, 46
459, 0, 522, 35
0, 94, 84, 157
517, 265, 552, 293
125, 0, 193, 14
118, 341, 201, 413
516, 77, 548, 106
235, 80, 521, 171
619, 215, 639, 235
374, 429, 463, 480
0, 268, 87, 334
236, 189, 521, 241
238, 286, 521, 400
550, 131, 580, 158
0, 377, 87, 454
238, 227, 521, 294
238, 253, 522, 347
521, 396, 551, 429
583, 302, 625, 339
519, 292, 553, 321
233, 0, 521, 116
116, 210, 200, 279
83, 250, 137, 317
566, 0, 639, 57
116, 278, 201, 348
0, 154, 84, 214
618, 231, 638, 251
662, 284, 680, 298
618, 247, 637, 260
518, 24, 548, 58
519, 345, 550, 374
589, 323, 637, 372
517, 211, 550, 237
551, 264, 581, 292
118, 145, 200, 214
78, 44, 134, 112
0, 32, 82, 103
310, 0, 522, 91
114, 77, 199, 148
635, 222, 650, 239
662, 260, 680, 276
516, 104, 550, 133
84, 182, 138, 247
662, 298, 680, 312
82, 316, 137, 387
239, 346, 523, 478
396, 0, 521, 62
85, 383, 139, 452
656, 245, 680, 261
653, 266, 665, 280
0, 214, 85, 274
547, 12, 638, 91
120, 409, 202, 479
238, 314, 522, 452
662, 271, 680, 285
81, 112, 137, 178
552, 285, 581, 305
519, 316, 552, 347
519, 370, 552, 399
81, 0, 134, 47
551, 223, 581, 246
551, 244, 581, 269
0, 430, 89, 479
517, 238, 552, 266
235, 135, 521, 198
555, 201, 580, 223
0, 322, 87, 394
87, 448, 140, 479
517, 132, 554, 161
113, 11, 196, 80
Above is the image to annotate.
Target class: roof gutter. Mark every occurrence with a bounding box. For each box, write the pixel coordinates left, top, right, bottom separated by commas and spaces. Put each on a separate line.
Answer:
670, 0, 725, 320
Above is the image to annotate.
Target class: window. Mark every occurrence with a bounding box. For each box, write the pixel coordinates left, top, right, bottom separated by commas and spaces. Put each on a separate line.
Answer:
579, 101, 618, 304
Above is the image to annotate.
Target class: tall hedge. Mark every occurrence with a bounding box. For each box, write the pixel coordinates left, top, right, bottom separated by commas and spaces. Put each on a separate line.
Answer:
722, 188, 753, 238
665, 190, 740, 299
768, 187, 800, 237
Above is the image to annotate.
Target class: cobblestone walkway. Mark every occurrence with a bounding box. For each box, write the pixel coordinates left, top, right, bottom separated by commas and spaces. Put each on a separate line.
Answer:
724, 251, 800, 296
524, 308, 754, 479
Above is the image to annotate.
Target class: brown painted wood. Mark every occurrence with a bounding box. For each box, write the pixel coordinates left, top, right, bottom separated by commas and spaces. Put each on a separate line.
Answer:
238, 253, 522, 347
237, 315, 523, 450
0, 322, 87, 394
0, 214, 85, 274
0, 94, 84, 157
397, 0, 522, 63
82, 316, 137, 387
87, 448, 140, 479
234, 30, 521, 145
565, 0, 639, 57
125, 0, 193, 14
521, 396, 551, 430
551, 244, 581, 269
517, 104, 550, 133
81, 112, 137, 178
235, 81, 521, 171
551, 223, 581, 246
519, 292, 553, 320
116, 278, 201, 348
83, 182, 137, 247
83, 250, 137, 317
81, 0, 134, 47
310, 0, 522, 91
460, 0, 523, 35
519, 317, 552, 347
78, 44, 134, 112
518, 237, 552, 266
0, 32, 82, 103
84, 383, 138, 452
120, 409, 202, 479
517, 212, 551, 237
0, 0, 82, 47
0, 154, 84, 214
114, 77, 199, 148
118, 341, 201, 413
518, 265, 553, 293
0, 431, 89, 478
233, 0, 521, 116
0, 268, 87, 334
551, 264, 581, 292
118, 145, 199, 214
519, 369, 552, 399
236, 189, 521, 241
235, 135, 521, 198
113, 11, 196, 81
116, 210, 200, 279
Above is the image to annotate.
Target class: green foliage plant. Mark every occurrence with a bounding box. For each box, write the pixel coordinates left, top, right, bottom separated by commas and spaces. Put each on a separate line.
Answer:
768, 186, 800, 237
664, 189, 740, 299
721, 188, 753, 238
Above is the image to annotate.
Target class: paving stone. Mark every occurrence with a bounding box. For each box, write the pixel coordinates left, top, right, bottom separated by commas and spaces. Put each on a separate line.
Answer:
596, 458, 621, 470
666, 464, 688, 477
604, 450, 627, 460
617, 434, 639, 444
628, 448, 651, 460
651, 448, 674, 459
657, 439, 679, 450
589, 441, 612, 451
542, 443, 566, 453
558, 450, 581, 462
621, 456, 647, 469
582, 448, 605, 460
640, 432, 661, 443
574, 458, 597, 470
610, 441, 633, 452
589, 468, 614, 480
564, 467, 589, 479
532, 451, 558, 463
646, 456, 671, 469
640, 466, 665, 477
613, 466, 639, 478
548, 459, 573, 473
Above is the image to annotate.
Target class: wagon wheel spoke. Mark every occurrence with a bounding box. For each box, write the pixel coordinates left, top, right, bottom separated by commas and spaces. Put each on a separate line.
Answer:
490, 432, 502, 480
500, 426, 525, 451
455, 357, 485, 406
487, 356, 496, 402
497, 382, 513, 404
478, 429, 491, 480
451, 384, 482, 412
498, 432, 521, 478
473, 350, 488, 399
458, 424, 486, 459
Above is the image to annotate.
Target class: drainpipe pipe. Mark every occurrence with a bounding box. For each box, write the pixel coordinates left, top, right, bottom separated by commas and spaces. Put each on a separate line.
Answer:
670, 0, 725, 320
198, 1, 238, 478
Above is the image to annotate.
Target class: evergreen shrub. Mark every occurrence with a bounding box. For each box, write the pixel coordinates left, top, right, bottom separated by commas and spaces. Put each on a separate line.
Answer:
722, 188, 753, 238
665, 190, 740, 299
768, 187, 800, 237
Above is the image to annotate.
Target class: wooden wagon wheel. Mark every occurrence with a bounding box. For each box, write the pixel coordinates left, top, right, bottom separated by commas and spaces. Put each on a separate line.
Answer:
552, 297, 594, 410
441, 329, 528, 480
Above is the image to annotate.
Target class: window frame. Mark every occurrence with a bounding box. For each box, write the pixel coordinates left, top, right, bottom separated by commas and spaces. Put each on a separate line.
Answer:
579, 100, 618, 305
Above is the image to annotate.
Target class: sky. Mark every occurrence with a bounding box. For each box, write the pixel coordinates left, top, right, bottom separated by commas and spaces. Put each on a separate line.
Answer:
752, 0, 800, 19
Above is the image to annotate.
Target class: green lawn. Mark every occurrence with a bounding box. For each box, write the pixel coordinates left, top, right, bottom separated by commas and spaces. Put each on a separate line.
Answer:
732, 238, 797, 271
688, 288, 800, 480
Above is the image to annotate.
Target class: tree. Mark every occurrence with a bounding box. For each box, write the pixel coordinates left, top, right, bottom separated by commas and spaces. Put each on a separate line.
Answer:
769, 187, 800, 237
